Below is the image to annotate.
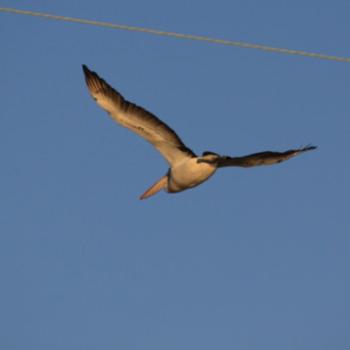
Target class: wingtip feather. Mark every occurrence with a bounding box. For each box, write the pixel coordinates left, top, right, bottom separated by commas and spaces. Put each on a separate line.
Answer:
82, 64, 93, 79
81, 65, 105, 93
301, 145, 318, 152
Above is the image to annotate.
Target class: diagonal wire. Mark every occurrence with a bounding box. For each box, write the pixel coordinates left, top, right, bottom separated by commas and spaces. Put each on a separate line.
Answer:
1, 6, 350, 63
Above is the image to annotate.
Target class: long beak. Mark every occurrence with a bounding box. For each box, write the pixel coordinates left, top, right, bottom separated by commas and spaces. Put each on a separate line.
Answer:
139, 175, 168, 200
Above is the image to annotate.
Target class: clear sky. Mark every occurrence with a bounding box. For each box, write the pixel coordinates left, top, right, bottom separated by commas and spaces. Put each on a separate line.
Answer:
1, 1, 350, 349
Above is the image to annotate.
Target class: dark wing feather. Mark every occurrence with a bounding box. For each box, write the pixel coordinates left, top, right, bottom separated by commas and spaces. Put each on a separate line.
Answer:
217, 145, 317, 168
82, 65, 195, 165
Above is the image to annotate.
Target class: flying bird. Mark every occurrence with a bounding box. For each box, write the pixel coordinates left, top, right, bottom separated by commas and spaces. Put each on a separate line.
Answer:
82, 65, 316, 199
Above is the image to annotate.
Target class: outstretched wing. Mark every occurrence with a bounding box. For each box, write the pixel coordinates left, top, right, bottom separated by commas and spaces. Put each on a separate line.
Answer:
217, 145, 317, 168
82, 65, 195, 165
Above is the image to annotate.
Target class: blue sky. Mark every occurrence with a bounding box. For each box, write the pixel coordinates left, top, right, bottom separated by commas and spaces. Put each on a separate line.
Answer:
1, 1, 350, 349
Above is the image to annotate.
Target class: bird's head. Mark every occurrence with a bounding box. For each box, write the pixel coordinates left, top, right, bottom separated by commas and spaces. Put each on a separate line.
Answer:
197, 151, 220, 164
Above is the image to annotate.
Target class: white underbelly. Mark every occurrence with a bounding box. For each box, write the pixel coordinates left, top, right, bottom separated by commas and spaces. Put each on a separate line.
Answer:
167, 158, 217, 193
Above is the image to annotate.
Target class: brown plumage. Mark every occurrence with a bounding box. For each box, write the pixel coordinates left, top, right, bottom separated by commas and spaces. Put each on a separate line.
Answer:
82, 65, 317, 199
82, 65, 195, 165
217, 145, 317, 168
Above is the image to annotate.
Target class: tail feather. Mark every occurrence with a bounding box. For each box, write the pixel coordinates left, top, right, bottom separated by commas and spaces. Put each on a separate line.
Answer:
139, 175, 168, 200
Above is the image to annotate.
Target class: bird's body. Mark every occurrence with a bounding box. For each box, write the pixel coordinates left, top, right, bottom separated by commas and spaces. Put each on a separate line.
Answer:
82, 65, 316, 199
167, 156, 217, 193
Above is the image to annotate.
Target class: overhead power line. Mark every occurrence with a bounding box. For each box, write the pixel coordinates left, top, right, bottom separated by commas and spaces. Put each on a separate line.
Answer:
1, 6, 350, 63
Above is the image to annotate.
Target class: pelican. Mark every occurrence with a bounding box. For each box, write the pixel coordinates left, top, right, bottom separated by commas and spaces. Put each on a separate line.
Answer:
82, 65, 316, 199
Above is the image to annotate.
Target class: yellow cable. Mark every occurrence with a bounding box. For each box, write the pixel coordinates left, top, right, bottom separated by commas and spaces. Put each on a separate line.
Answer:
1, 7, 350, 63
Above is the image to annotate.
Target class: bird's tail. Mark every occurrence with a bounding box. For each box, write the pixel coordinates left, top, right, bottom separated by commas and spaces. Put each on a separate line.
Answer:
139, 174, 168, 200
